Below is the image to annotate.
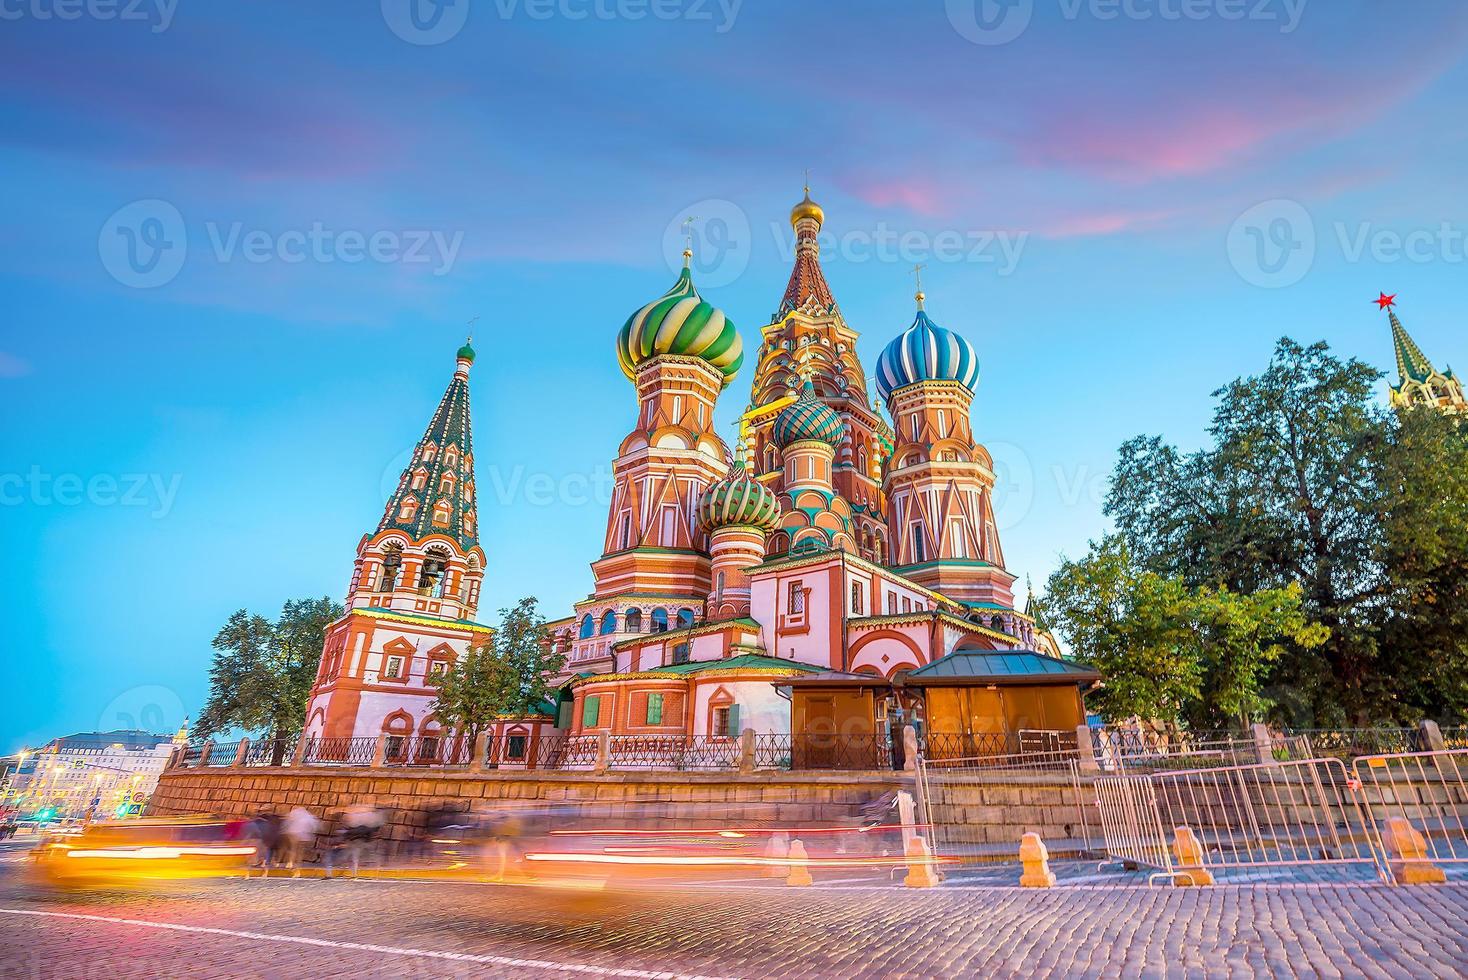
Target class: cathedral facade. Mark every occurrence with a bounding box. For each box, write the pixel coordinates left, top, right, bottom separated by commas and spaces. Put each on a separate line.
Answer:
305, 190, 1056, 744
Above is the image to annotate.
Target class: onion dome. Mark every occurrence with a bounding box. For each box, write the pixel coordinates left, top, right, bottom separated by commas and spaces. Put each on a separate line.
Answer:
697, 461, 781, 534
772, 378, 845, 449
874, 299, 980, 404
456, 340, 476, 363
616, 255, 743, 388
790, 186, 825, 230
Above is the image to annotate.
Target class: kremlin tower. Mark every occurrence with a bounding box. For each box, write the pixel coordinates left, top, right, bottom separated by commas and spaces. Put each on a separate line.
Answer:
1379, 294, 1466, 416
302, 343, 491, 741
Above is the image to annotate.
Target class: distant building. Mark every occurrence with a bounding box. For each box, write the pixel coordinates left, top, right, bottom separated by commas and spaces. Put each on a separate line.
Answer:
2, 724, 185, 821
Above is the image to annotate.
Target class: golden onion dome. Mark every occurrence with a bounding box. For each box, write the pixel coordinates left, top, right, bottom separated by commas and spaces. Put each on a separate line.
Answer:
790, 187, 824, 230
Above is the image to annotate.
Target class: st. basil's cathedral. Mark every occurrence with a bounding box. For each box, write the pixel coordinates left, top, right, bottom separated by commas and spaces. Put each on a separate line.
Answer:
301, 194, 1464, 752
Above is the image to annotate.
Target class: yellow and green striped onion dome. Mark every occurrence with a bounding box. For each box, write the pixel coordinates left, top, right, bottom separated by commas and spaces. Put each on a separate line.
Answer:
772, 379, 845, 449
874, 309, 980, 405
616, 266, 743, 388
697, 462, 781, 533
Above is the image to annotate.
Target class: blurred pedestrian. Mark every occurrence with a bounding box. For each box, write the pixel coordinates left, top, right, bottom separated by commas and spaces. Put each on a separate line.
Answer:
280, 806, 321, 878
334, 804, 383, 878
246, 810, 282, 877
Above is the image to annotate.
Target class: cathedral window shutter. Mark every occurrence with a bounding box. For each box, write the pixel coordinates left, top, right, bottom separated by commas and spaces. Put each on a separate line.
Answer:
646, 693, 663, 725
583, 696, 600, 728
727, 704, 740, 735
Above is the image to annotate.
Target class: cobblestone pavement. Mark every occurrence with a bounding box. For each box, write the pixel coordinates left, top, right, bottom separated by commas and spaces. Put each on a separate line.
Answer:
1, 859, 1466, 979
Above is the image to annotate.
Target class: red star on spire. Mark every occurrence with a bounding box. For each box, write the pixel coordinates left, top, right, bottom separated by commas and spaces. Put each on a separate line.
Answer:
1375, 292, 1397, 310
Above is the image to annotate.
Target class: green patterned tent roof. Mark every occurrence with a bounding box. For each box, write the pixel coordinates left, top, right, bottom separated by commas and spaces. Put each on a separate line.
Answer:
1390, 309, 1437, 384
771, 379, 845, 449
697, 461, 781, 533
377, 346, 479, 552
616, 262, 742, 388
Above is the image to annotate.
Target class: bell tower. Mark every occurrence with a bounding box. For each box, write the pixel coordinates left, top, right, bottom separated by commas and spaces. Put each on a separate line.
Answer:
303, 342, 492, 741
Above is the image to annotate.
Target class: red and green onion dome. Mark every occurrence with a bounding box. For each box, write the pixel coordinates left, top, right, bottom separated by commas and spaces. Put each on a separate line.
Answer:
697, 461, 781, 534
616, 258, 743, 388
771, 378, 845, 449
874, 306, 980, 405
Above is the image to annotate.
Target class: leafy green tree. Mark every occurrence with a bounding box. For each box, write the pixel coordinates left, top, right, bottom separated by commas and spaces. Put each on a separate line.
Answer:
1377, 408, 1468, 722
195, 597, 342, 748
1190, 583, 1329, 730
1106, 339, 1390, 724
431, 597, 563, 740
1039, 536, 1204, 729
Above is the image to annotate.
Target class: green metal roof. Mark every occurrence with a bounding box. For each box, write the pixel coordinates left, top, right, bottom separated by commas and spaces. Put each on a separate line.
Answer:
650, 654, 823, 675
906, 648, 1099, 682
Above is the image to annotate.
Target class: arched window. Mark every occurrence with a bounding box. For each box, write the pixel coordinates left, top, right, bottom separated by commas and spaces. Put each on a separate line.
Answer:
378, 547, 402, 592
990, 614, 1004, 633
439, 471, 457, 494
600, 610, 617, 635
625, 608, 643, 632
431, 499, 451, 526
411, 468, 428, 491
398, 498, 419, 521
579, 614, 594, 639
651, 608, 669, 633
676, 608, 695, 629
420, 547, 450, 596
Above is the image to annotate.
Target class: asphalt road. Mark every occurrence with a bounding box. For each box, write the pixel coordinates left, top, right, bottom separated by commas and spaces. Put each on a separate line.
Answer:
1, 853, 1466, 978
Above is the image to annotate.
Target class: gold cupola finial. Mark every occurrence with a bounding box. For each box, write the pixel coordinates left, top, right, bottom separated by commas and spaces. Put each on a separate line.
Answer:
912, 263, 927, 310
790, 170, 825, 230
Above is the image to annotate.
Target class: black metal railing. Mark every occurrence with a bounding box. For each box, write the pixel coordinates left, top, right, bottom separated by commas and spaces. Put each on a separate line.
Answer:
300, 736, 377, 767
382, 734, 474, 768
603, 734, 741, 770
203, 741, 241, 767
242, 737, 298, 767
752, 733, 891, 771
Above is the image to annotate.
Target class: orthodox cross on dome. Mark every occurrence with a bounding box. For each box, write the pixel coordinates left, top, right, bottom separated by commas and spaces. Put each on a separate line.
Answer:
681, 216, 699, 267
911, 263, 927, 310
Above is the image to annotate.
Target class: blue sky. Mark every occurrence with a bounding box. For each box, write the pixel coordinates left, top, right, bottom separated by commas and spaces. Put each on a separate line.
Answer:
4, 1, 1468, 752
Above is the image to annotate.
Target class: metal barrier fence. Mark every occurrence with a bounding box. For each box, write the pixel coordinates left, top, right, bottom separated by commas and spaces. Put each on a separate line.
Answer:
1353, 748, 1468, 872
915, 754, 1094, 864
1094, 770, 1176, 881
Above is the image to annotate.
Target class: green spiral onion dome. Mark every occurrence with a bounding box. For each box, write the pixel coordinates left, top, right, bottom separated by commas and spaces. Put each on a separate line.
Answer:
771, 378, 845, 449
697, 461, 781, 534
616, 262, 743, 388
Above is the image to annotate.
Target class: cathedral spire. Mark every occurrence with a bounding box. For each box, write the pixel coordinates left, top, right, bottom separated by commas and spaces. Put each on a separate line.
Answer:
1378, 294, 1466, 416
378, 343, 479, 551
779, 182, 838, 318
1389, 308, 1435, 384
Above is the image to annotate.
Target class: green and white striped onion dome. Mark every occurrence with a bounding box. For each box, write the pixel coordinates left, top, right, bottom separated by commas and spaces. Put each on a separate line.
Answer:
771, 379, 845, 449
697, 461, 781, 533
616, 264, 743, 388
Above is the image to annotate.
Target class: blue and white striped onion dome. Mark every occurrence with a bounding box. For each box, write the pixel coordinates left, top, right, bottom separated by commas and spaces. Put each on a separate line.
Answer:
771, 379, 845, 449
697, 462, 781, 533
616, 264, 743, 388
874, 309, 980, 404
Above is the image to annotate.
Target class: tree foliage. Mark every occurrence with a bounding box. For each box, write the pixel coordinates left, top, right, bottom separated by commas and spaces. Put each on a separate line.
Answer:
1085, 336, 1468, 726
195, 597, 342, 742
1040, 536, 1323, 728
431, 597, 564, 740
